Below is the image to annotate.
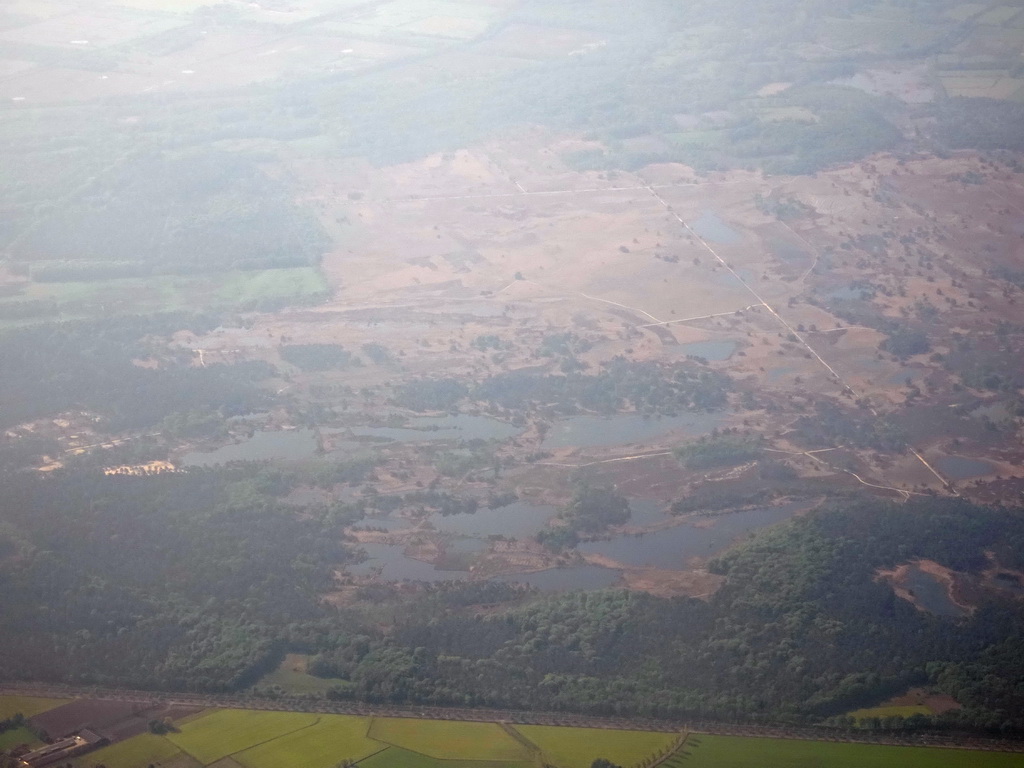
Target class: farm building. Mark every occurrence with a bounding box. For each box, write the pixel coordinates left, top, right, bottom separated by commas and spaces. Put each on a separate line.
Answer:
18, 729, 107, 767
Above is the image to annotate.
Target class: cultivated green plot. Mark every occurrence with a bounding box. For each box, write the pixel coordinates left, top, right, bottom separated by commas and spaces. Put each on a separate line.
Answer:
80, 732, 182, 768
681, 734, 1024, 767
368, 718, 529, 762
358, 745, 529, 768
0, 695, 67, 719
0, 726, 42, 751
237, 715, 383, 768
168, 709, 319, 765
514, 725, 675, 768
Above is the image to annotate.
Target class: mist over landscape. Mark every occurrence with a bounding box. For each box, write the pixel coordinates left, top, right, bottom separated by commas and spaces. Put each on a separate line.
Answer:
2, 0, 1024, 766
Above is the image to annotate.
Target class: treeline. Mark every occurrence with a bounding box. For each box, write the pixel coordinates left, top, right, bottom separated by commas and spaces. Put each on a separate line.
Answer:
0, 465, 358, 691
310, 498, 1024, 733
6, 467, 1024, 733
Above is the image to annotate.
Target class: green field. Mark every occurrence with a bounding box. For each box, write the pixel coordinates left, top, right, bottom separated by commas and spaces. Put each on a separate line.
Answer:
359, 745, 528, 768
368, 718, 529, 762
81, 732, 185, 768
0, 726, 42, 751
0, 695, 67, 719
514, 725, 675, 768
678, 734, 1024, 767
168, 709, 319, 765
236, 716, 382, 768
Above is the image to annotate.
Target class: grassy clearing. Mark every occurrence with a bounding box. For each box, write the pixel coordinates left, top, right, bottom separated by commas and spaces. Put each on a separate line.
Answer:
256, 654, 349, 695
0, 726, 42, 751
236, 715, 382, 768
358, 745, 529, 768
514, 725, 675, 768
680, 734, 1024, 767
80, 732, 182, 768
0, 695, 67, 719
168, 709, 319, 765
214, 268, 327, 306
368, 718, 529, 762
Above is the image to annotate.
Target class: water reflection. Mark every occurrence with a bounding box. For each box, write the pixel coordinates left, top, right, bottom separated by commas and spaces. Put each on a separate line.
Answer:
349, 414, 521, 443
182, 429, 319, 466
579, 504, 803, 568
427, 501, 557, 539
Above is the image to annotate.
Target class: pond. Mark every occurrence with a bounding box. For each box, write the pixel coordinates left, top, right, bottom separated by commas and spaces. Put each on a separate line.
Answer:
542, 411, 727, 449
690, 210, 741, 244
903, 564, 966, 618
427, 501, 557, 539
348, 542, 470, 582
578, 503, 804, 568
349, 414, 522, 443
626, 498, 674, 527
495, 565, 621, 591
679, 340, 737, 361
935, 455, 994, 481
182, 429, 319, 467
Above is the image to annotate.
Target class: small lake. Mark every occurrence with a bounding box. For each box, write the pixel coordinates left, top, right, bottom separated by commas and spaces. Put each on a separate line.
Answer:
690, 211, 741, 244
679, 340, 737, 361
579, 504, 803, 568
627, 498, 674, 527
349, 414, 522, 443
935, 455, 994, 481
495, 565, 621, 591
428, 501, 557, 539
904, 564, 965, 618
182, 429, 319, 467
349, 542, 470, 582
542, 411, 727, 449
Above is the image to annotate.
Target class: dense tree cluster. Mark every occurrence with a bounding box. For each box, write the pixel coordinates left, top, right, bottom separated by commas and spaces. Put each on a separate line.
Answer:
0, 314, 273, 431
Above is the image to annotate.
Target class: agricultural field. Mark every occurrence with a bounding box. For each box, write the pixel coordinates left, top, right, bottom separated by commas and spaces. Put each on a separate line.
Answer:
368, 718, 529, 761
166, 710, 320, 765
676, 734, 1024, 767
5, 700, 1018, 768
0, 726, 41, 751
514, 725, 675, 768
236, 716, 382, 768
64, 707, 677, 768
0, 695, 65, 720
79, 733, 185, 768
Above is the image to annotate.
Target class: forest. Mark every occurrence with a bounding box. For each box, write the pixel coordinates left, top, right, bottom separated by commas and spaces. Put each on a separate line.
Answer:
2, 468, 1024, 734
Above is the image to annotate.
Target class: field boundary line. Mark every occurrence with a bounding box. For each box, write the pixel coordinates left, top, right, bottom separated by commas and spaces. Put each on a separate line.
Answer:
500, 723, 544, 766
217, 714, 322, 761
